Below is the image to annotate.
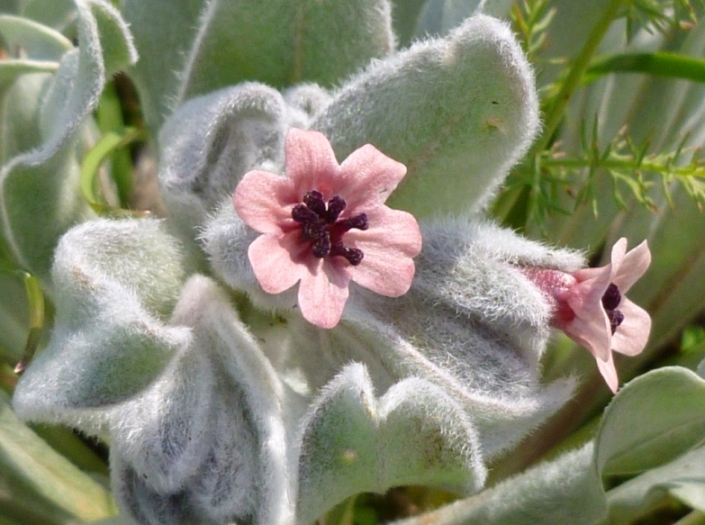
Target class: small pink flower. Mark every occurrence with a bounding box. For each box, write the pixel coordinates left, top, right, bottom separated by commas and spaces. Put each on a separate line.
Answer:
523, 239, 651, 392
233, 128, 422, 329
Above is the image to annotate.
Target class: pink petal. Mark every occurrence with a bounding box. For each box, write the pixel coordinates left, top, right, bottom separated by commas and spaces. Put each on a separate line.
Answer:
611, 298, 651, 356
594, 350, 620, 393
563, 309, 613, 363
285, 129, 341, 198
565, 264, 613, 361
609, 237, 629, 272
337, 144, 408, 210
248, 233, 308, 294
234, 171, 297, 233
346, 207, 422, 296
298, 259, 351, 328
571, 262, 616, 293
613, 240, 651, 293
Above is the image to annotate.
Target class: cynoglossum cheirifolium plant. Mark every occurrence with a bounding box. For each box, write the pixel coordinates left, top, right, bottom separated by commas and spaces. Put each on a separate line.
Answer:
0, 2, 703, 525
12, 5, 591, 522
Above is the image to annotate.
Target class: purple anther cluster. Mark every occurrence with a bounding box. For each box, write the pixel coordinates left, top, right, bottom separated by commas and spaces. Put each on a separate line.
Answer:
601, 283, 624, 334
292, 190, 368, 265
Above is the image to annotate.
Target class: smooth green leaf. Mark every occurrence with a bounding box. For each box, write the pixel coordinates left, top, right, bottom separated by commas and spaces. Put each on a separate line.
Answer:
595, 367, 705, 477
587, 52, 705, 84
606, 445, 705, 523
0, 392, 117, 523
79, 126, 145, 216
95, 81, 134, 206
10, 270, 43, 373
0, 274, 30, 362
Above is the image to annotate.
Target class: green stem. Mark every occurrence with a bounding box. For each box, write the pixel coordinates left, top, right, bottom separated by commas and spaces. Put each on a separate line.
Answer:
543, 156, 705, 178
12, 271, 44, 374
536, 0, 627, 154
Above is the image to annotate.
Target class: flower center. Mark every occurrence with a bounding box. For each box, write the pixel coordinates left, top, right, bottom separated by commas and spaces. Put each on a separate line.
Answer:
601, 283, 624, 334
291, 190, 368, 265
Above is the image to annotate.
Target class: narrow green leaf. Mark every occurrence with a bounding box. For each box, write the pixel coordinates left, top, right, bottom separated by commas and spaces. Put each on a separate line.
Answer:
30, 424, 108, 476
12, 270, 43, 373
0, 14, 72, 60
586, 52, 705, 84
96, 81, 133, 206
0, 392, 117, 522
0, 59, 58, 88
79, 127, 147, 217
0, 268, 44, 373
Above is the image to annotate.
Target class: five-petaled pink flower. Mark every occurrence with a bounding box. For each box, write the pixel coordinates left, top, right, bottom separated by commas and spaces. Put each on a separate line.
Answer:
233, 128, 422, 329
523, 238, 651, 392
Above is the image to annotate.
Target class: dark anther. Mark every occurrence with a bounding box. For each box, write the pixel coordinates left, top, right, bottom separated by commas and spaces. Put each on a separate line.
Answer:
601, 283, 621, 311
607, 309, 624, 335
303, 191, 327, 218
292, 204, 318, 223
344, 247, 364, 266
312, 232, 331, 258
292, 190, 368, 264
302, 221, 325, 240
330, 243, 364, 266
326, 195, 346, 223
339, 213, 369, 232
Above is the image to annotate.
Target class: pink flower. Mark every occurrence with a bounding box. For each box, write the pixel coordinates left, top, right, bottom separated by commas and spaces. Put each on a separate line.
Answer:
523, 238, 651, 392
233, 128, 422, 329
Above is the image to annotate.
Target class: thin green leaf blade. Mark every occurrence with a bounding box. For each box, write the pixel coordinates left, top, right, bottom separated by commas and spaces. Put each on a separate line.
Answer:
0, 392, 117, 522
587, 52, 705, 84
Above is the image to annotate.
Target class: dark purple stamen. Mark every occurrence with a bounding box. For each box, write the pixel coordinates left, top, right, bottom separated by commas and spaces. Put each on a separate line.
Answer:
292, 191, 367, 265
303, 190, 327, 218
339, 214, 369, 232
601, 283, 624, 334
292, 204, 318, 223
330, 241, 364, 265
326, 195, 346, 223
302, 221, 325, 240
601, 283, 621, 311
312, 232, 331, 258
607, 309, 624, 335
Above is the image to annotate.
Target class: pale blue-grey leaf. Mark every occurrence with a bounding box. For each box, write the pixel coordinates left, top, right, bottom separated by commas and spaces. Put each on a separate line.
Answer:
296, 363, 486, 524
313, 14, 540, 217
